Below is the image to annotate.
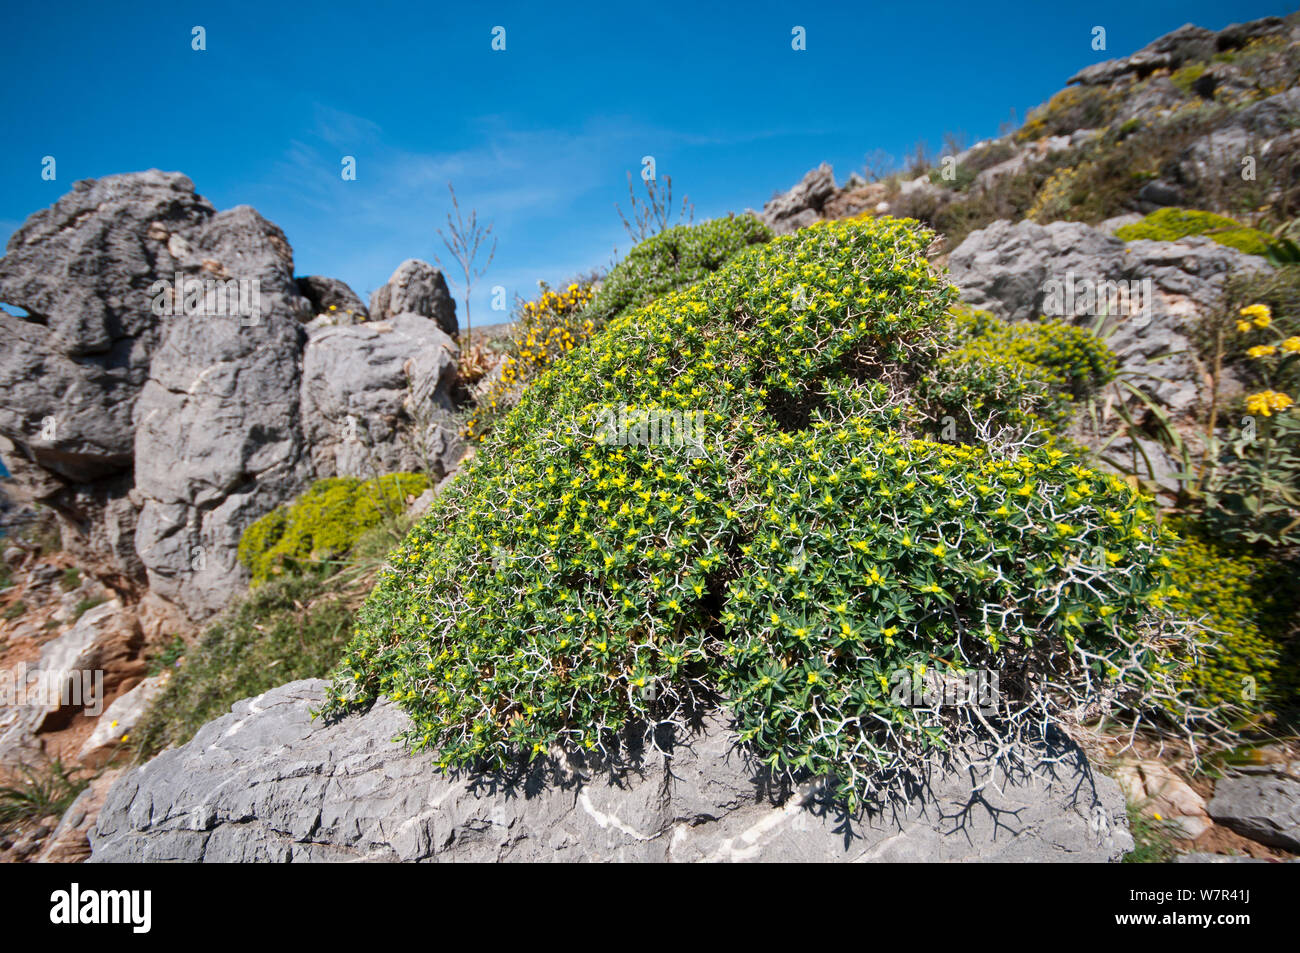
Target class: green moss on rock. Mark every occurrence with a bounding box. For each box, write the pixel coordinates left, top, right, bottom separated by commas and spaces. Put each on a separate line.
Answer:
1115, 208, 1274, 257
238, 473, 429, 585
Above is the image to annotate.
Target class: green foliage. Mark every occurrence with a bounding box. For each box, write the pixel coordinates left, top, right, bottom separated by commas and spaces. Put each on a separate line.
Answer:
59, 567, 81, 591
323, 218, 1187, 803
1203, 410, 1300, 548
2, 601, 25, 622
588, 214, 772, 324
132, 569, 356, 756
147, 636, 187, 677
1115, 208, 1274, 257
1122, 803, 1178, 863
922, 307, 1118, 434
237, 473, 429, 585
0, 759, 88, 830
1165, 529, 1296, 712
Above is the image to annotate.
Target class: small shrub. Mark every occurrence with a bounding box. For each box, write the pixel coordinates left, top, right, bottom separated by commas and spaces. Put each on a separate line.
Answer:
588, 214, 771, 324
237, 473, 429, 585
464, 282, 596, 443
1016, 86, 1118, 143
59, 567, 81, 591
1170, 63, 1208, 97
1203, 408, 1300, 548
922, 307, 1118, 434
147, 636, 187, 677
1115, 208, 1274, 257
2, 601, 25, 622
1165, 528, 1296, 712
72, 597, 105, 621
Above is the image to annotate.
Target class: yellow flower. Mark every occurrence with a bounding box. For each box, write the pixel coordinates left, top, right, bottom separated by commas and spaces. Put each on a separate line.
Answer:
1244, 390, 1294, 416
1247, 344, 1277, 359
1239, 303, 1271, 329
1282, 336, 1300, 353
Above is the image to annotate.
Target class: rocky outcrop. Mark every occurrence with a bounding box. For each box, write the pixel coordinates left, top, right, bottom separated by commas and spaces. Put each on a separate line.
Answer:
762, 163, 837, 235
1066, 18, 1293, 88
131, 206, 314, 617
301, 313, 462, 480
947, 219, 1269, 415
89, 679, 1133, 863
1176, 88, 1300, 201
368, 259, 457, 336
0, 173, 463, 621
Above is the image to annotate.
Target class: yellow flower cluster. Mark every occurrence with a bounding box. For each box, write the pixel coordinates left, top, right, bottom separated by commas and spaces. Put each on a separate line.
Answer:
1238, 303, 1271, 331
1235, 303, 1295, 417
464, 282, 596, 441
1244, 390, 1294, 416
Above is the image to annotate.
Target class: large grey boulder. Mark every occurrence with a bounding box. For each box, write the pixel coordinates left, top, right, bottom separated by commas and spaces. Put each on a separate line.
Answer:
90, 679, 1133, 863
0, 172, 212, 484
301, 313, 463, 480
130, 206, 314, 618
1208, 776, 1300, 851
947, 219, 1269, 415
368, 259, 457, 336
0, 174, 321, 612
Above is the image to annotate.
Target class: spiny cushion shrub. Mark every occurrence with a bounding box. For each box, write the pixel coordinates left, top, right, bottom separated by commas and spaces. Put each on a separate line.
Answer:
922, 306, 1117, 434
323, 217, 1192, 804
464, 282, 596, 442
238, 473, 428, 584
1165, 528, 1298, 714
588, 213, 771, 324
1115, 208, 1274, 257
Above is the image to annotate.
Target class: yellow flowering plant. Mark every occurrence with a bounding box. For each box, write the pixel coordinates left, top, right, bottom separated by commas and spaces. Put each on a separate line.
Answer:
322, 216, 1215, 807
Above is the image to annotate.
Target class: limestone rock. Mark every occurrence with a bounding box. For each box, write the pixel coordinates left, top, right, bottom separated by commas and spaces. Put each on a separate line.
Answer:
296, 275, 368, 321
762, 163, 837, 235
79, 673, 170, 767
368, 260, 457, 336
947, 219, 1269, 415
300, 313, 462, 481
1209, 776, 1300, 851
90, 679, 1133, 863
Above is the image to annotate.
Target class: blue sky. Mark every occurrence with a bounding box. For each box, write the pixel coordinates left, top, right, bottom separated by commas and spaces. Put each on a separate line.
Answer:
0, 0, 1291, 322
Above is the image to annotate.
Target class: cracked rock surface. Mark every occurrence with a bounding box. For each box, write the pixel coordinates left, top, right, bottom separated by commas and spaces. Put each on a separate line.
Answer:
90, 679, 1132, 862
